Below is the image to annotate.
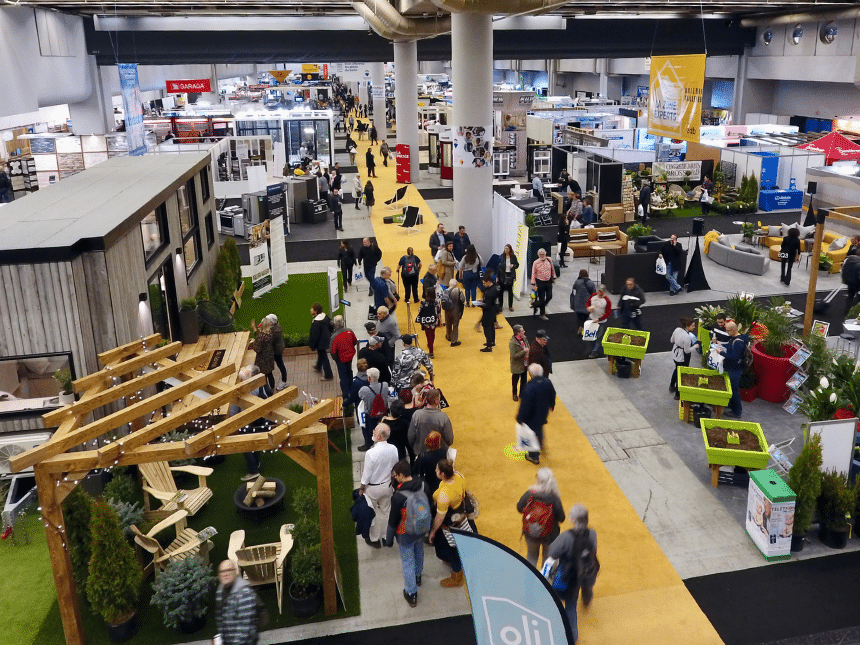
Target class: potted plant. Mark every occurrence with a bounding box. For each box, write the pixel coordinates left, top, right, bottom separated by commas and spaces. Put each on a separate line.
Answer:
786, 434, 822, 552
816, 470, 857, 549
740, 222, 756, 244
151, 557, 216, 633
288, 487, 322, 617
739, 370, 758, 403
819, 252, 833, 273
87, 499, 142, 642
751, 298, 798, 403
725, 293, 760, 334
53, 368, 75, 405
625, 222, 653, 241
179, 297, 200, 345
63, 487, 94, 591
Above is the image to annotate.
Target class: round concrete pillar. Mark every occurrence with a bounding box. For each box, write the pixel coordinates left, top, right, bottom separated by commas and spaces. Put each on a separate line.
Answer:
394, 40, 420, 182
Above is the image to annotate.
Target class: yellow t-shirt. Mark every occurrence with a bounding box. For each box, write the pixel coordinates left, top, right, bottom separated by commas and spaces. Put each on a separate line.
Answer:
434, 473, 467, 516
294, 168, 306, 176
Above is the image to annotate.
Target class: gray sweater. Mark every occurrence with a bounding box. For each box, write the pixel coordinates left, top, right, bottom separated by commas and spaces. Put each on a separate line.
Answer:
376, 315, 401, 346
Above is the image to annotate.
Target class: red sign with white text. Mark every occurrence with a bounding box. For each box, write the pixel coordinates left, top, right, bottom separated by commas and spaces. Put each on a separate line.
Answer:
166, 79, 211, 94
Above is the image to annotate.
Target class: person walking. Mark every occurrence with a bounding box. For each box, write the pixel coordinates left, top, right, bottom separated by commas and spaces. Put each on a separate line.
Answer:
317, 170, 330, 203
544, 504, 599, 644
566, 192, 583, 225
229, 365, 271, 482
639, 182, 652, 222
669, 317, 700, 400
347, 139, 358, 165
436, 241, 457, 286
309, 303, 334, 381
330, 315, 359, 400
458, 244, 483, 307
398, 247, 422, 303
359, 336, 391, 384
779, 227, 802, 286
516, 468, 565, 567
415, 291, 441, 358
215, 560, 258, 645
358, 367, 395, 451
380, 140, 390, 166
359, 423, 399, 548
429, 459, 474, 588
358, 237, 382, 296
557, 212, 571, 268
251, 317, 276, 391
337, 240, 356, 288
369, 124, 379, 145
509, 324, 529, 402
498, 244, 519, 312
407, 388, 453, 456
452, 226, 471, 262
366, 148, 377, 178
479, 273, 500, 352
570, 269, 595, 336
364, 180, 375, 214
413, 430, 448, 497
659, 235, 685, 295
715, 321, 749, 418
528, 330, 553, 377
516, 364, 556, 465
392, 334, 435, 389
352, 174, 363, 210
585, 286, 611, 359
328, 187, 344, 232
266, 314, 287, 389
531, 248, 557, 321
375, 306, 401, 366
385, 460, 433, 607
371, 267, 395, 312
578, 196, 595, 226
618, 277, 646, 330
532, 174, 545, 202
443, 278, 464, 347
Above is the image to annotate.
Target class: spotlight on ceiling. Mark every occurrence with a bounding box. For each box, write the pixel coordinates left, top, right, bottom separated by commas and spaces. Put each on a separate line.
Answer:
820, 22, 837, 45
762, 28, 773, 46
790, 24, 803, 45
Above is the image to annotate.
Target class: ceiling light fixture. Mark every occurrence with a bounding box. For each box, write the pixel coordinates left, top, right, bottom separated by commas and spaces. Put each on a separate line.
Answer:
761, 28, 773, 46
790, 24, 803, 45
820, 22, 837, 45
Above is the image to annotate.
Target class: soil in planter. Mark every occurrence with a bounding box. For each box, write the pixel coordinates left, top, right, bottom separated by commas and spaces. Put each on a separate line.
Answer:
681, 374, 727, 391
606, 332, 646, 346
706, 426, 762, 452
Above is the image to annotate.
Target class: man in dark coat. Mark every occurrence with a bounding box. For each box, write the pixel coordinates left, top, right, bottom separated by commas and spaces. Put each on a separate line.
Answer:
479, 274, 500, 352
358, 237, 383, 297
429, 224, 448, 257
639, 182, 652, 222
516, 363, 556, 465
451, 226, 471, 261
618, 277, 646, 330
659, 235, 684, 295
359, 335, 392, 384
328, 188, 343, 232
527, 330, 553, 376
309, 302, 333, 381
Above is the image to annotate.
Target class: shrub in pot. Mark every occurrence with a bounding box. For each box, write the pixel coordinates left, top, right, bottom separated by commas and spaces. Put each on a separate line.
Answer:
785, 434, 822, 551
626, 222, 653, 241
87, 499, 142, 641
107, 499, 144, 540
63, 486, 94, 591
151, 556, 216, 633
289, 487, 322, 617
751, 298, 798, 403
816, 470, 857, 549
179, 297, 200, 345
53, 368, 75, 405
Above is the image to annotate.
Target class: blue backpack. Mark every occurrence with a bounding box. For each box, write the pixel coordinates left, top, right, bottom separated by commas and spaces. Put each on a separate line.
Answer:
401, 488, 432, 536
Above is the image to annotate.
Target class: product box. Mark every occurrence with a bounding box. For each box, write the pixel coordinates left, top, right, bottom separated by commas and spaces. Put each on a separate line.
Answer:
745, 468, 796, 561
600, 203, 625, 224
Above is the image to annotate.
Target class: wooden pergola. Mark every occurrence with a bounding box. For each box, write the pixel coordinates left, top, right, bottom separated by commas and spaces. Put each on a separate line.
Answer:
10, 334, 337, 645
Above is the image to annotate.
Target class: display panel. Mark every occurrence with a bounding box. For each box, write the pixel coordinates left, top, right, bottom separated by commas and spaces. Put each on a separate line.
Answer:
0, 352, 74, 418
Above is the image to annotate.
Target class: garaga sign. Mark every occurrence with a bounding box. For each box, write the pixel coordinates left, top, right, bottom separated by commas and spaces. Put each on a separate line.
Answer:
166, 79, 211, 93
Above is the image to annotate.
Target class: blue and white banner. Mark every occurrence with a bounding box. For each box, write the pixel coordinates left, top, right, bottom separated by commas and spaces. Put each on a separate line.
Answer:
117, 63, 146, 156
452, 530, 573, 645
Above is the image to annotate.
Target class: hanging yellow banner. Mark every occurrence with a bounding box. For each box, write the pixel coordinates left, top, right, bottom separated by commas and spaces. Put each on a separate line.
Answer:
648, 54, 706, 143
269, 70, 290, 83
301, 64, 320, 74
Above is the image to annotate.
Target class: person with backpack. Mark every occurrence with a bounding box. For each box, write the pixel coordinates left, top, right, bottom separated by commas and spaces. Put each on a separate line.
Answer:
215, 559, 259, 645
359, 423, 399, 549
358, 367, 396, 452
443, 278, 465, 347
408, 388, 453, 457
429, 458, 475, 588
516, 468, 566, 567
543, 504, 599, 644
842, 250, 860, 314
308, 303, 334, 382
458, 244, 483, 308
398, 247, 422, 303
715, 321, 749, 418
669, 317, 701, 400
385, 459, 433, 607
415, 291, 441, 358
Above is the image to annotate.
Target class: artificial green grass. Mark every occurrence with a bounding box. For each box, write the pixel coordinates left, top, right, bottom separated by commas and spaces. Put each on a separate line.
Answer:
233, 273, 344, 343
27, 428, 359, 645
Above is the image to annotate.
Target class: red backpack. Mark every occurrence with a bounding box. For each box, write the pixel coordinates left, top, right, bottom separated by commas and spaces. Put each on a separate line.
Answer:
368, 384, 388, 419
522, 496, 554, 539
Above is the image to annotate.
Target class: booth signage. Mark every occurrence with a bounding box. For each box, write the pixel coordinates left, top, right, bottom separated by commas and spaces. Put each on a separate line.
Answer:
250, 241, 273, 297
118, 64, 146, 156
371, 85, 384, 101
453, 125, 492, 169
301, 64, 320, 74
648, 54, 706, 143
653, 161, 702, 182
166, 79, 211, 93
396, 144, 411, 183
269, 213, 288, 288
269, 70, 290, 83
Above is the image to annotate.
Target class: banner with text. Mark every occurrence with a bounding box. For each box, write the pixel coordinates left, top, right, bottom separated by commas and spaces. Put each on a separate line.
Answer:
250, 241, 273, 298
648, 54, 706, 143
166, 79, 211, 94
269, 214, 288, 288
118, 63, 146, 156
268, 70, 290, 84
453, 125, 492, 169
652, 160, 702, 182
451, 530, 573, 645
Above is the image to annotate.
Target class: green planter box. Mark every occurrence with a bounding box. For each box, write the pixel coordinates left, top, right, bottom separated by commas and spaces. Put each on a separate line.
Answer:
677, 367, 732, 407
697, 323, 711, 358
700, 418, 769, 469
602, 328, 651, 360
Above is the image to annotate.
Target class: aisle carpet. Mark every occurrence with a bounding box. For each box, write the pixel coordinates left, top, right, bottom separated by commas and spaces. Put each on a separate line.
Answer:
620, 210, 803, 239
685, 550, 860, 645
285, 238, 370, 263
277, 616, 476, 645
508, 289, 845, 362
417, 187, 453, 200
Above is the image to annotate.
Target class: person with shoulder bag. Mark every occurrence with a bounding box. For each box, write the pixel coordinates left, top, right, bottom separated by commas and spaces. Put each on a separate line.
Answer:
517, 468, 565, 567
498, 244, 520, 312
429, 459, 475, 589
669, 317, 700, 400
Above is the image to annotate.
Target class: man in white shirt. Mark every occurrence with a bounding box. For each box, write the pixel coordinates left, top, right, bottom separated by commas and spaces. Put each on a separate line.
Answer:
359, 423, 399, 548
532, 175, 545, 202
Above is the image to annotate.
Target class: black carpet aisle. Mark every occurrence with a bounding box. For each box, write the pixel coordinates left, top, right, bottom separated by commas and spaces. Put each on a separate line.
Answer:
507, 290, 847, 362
272, 615, 476, 645
418, 187, 454, 200
286, 238, 368, 263
620, 210, 803, 240
685, 550, 860, 645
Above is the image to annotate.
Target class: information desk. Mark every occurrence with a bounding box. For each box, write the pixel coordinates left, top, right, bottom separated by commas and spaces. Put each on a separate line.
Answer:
759, 189, 803, 212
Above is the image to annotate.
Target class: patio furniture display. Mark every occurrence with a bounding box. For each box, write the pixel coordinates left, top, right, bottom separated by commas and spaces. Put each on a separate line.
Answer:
228, 524, 294, 614
139, 460, 214, 526
131, 509, 214, 579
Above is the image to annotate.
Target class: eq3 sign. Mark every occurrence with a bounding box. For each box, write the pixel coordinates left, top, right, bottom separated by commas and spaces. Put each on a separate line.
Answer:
166, 79, 212, 94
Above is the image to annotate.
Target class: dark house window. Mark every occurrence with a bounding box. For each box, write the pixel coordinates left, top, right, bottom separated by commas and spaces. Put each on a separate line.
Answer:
140, 204, 168, 267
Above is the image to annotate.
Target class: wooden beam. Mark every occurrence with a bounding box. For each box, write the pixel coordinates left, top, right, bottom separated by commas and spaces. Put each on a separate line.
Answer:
804, 215, 826, 335
34, 465, 85, 645
10, 364, 235, 473
50, 379, 108, 441
44, 351, 211, 426
268, 398, 335, 445
281, 444, 317, 476
97, 333, 162, 366
56, 471, 90, 504
96, 374, 266, 464
313, 433, 337, 615
184, 386, 299, 453
73, 341, 183, 393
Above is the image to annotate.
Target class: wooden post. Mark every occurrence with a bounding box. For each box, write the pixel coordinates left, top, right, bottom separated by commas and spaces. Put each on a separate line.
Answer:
310, 434, 337, 615
34, 465, 85, 645
804, 207, 827, 336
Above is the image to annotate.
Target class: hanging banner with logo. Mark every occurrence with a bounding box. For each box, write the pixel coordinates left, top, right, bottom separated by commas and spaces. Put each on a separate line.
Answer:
166, 79, 211, 94
117, 63, 146, 156
648, 54, 706, 143
269, 70, 290, 84
453, 125, 492, 169
451, 530, 573, 645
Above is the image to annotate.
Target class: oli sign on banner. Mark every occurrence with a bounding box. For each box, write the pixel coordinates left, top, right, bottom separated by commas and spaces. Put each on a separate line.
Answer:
166, 79, 211, 94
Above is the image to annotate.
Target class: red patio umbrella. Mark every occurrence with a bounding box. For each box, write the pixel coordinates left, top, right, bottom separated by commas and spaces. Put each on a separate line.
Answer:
797, 131, 860, 165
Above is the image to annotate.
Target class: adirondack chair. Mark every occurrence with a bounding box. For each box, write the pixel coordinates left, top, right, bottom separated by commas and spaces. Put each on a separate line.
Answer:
131, 509, 213, 579
138, 461, 214, 529
227, 525, 294, 614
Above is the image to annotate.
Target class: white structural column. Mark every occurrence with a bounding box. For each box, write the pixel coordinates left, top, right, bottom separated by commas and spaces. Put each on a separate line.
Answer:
452, 12, 493, 256
369, 62, 387, 142
733, 49, 749, 124
393, 40, 420, 182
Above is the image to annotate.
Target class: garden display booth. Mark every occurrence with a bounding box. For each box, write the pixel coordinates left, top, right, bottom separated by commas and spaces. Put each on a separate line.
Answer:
9, 334, 337, 645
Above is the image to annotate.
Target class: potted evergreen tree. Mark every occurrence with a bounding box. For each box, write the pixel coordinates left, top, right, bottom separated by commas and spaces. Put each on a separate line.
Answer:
151, 557, 216, 633
751, 298, 798, 403
817, 470, 857, 549
53, 368, 75, 405
63, 487, 93, 592
288, 487, 322, 617
179, 297, 200, 345
87, 499, 142, 642
785, 434, 822, 551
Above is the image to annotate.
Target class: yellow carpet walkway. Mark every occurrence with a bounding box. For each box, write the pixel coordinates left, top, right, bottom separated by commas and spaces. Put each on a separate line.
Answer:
351, 119, 723, 644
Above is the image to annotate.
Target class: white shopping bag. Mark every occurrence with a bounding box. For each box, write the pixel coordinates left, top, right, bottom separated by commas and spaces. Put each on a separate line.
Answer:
583, 320, 600, 342
515, 422, 541, 453
655, 257, 667, 276
706, 347, 725, 373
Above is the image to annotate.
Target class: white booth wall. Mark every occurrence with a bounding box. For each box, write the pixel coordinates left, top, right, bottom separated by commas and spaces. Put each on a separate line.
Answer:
719, 146, 825, 199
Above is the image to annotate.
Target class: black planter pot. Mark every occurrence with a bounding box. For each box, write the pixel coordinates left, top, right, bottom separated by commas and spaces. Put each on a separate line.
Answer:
790, 533, 805, 552
289, 583, 321, 618
178, 614, 207, 634
818, 523, 851, 549
107, 613, 138, 643
179, 308, 200, 344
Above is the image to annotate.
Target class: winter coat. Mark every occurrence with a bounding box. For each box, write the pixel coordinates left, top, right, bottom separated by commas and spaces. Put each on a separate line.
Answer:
570, 277, 596, 314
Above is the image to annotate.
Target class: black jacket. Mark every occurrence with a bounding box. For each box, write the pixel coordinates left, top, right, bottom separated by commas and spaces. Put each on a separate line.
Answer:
480, 285, 500, 323
358, 346, 391, 383
385, 477, 433, 545
452, 233, 471, 261
309, 315, 333, 351
780, 235, 802, 263
516, 376, 557, 429
661, 240, 683, 264
618, 284, 646, 314
498, 253, 519, 285
358, 243, 382, 270
338, 246, 356, 269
